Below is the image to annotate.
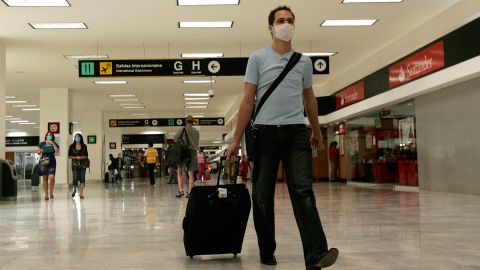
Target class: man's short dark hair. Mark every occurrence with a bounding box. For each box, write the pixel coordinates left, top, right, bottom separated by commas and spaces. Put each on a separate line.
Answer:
268, 5, 295, 25
148, 142, 153, 147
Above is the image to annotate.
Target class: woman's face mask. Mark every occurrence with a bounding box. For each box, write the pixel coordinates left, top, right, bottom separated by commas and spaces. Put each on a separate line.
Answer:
75, 137, 81, 143
273, 23, 295, 42
47, 135, 53, 141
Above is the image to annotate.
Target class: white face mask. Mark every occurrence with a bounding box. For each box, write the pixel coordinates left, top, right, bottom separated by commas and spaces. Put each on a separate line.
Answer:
273, 23, 295, 42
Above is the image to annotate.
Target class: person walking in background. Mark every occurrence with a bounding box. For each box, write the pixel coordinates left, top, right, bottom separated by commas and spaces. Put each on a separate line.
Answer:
37, 132, 60, 201
329, 141, 339, 182
174, 115, 199, 198
144, 143, 158, 187
225, 6, 338, 269
239, 155, 251, 182
117, 153, 124, 181
68, 133, 89, 199
108, 154, 118, 183
197, 148, 207, 182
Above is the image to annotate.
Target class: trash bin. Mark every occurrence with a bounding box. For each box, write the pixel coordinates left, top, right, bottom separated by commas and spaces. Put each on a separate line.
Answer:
31, 164, 40, 187
1, 159, 18, 200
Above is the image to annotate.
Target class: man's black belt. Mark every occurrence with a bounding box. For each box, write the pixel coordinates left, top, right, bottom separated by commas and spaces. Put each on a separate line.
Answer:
254, 124, 306, 128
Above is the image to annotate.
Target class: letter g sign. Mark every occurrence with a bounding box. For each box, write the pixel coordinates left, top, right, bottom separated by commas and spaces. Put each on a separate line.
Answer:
174, 61, 183, 71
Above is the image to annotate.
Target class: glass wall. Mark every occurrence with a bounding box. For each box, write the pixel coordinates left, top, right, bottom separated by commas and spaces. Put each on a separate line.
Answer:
346, 100, 418, 186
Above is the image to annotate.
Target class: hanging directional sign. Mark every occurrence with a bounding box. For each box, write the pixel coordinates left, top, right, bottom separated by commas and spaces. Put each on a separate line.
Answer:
79, 56, 328, 78
109, 117, 225, 127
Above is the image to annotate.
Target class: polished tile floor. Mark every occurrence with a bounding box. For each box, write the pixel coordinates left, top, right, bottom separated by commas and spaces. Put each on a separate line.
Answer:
1, 177, 480, 270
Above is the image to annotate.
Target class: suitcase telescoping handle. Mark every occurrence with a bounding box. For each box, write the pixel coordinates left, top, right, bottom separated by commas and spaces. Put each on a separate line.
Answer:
217, 156, 226, 187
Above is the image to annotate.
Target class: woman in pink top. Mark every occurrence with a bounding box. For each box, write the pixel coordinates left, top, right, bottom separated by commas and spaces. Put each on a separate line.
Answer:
197, 148, 207, 181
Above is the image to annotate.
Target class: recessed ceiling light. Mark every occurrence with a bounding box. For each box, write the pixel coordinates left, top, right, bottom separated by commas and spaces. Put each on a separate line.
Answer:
131, 113, 149, 116
65, 55, 109, 60
2, 0, 70, 6
114, 98, 139, 102
122, 106, 145, 109
108, 94, 136, 98
185, 106, 208, 109
5, 115, 13, 118
5, 118, 21, 121
29, 22, 87, 29
184, 97, 210, 101
10, 120, 29, 123
118, 103, 143, 106
5, 96, 16, 99
343, 0, 402, 3
22, 108, 40, 111
185, 102, 209, 105
190, 115, 205, 118
179, 21, 233, 28
94, 80, 127, 84
177, 0, 239, 5
212, 141, 223, 144
183, 80, 216, 84
186, 112, 205, 116
303, 52, 337, 56
5, 100, 27, 104
18, 122, 36, 125
321, 19, 378, 26
184, 93, 209, 97
181, 53, 224, 58
12, 104, 36, 108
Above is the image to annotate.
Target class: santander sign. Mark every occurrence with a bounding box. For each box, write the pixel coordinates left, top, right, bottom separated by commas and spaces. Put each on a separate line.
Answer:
389, 41, 445, 88
336, 81, 365, 109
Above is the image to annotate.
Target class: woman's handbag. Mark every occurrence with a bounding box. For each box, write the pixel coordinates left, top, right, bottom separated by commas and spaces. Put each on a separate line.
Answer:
168, 128, 192, 165
245, 52, 302, 160
39, 156, 51, 168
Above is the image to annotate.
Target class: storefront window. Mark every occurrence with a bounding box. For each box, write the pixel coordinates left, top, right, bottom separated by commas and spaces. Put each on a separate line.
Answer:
346, 101, 418, 186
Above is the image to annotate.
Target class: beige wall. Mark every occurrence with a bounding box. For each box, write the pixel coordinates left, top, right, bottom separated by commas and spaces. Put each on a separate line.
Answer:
0, 43, 5, 159
416, 76, 480, 195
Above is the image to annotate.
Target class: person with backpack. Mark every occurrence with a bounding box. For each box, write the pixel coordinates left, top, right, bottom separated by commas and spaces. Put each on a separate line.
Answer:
174, 115, 199, 198
108, 154, 118, 183
144, 143, 158, 187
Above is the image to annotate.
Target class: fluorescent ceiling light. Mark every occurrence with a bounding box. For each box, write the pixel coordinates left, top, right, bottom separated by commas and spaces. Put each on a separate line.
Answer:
114, 98, 139, 102
22, 108, 41, 111
178, 0, 239, 5
18, 122, 36, 125
64, 55, 109, 60
5, 118, 21, 121
118, 103, 143, 106
94, 80, 127, 84
5, 115, 13, 118
6, 100, 27, 104
179, 21, 233, 28
303, 52, 337, 56
12, 104, 36, 108
186, 112, 205, 115
131, 113, 149, 116
8, 132, 27, 136
184, 97, 210, 101
122, 106, 145, 109
191, 115, 205, 118
5, 96, 16, 99
184, 93, 209, 97
29, 22, 87, 29
2, 0, 70, 6
212, 141, 223, 144
321, 19, 378, 26
10, 120, 29, 123
343, 0, 402, 3
108, 94, 136, 98
183, 80, 216, 84
185, 102, 209, 105
181, 53, 223, 58
185, 106, 208, 109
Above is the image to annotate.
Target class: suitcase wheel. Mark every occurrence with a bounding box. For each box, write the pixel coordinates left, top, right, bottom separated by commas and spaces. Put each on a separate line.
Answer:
190, 256, 193, 259
234, 253, 237, 258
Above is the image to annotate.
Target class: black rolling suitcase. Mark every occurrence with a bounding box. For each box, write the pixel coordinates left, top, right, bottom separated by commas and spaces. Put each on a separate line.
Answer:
183, 156, 251, 258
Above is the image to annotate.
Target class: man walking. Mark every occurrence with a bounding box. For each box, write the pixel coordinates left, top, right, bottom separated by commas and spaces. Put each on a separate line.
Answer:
144, 143, 158, 186
226, 6, 338, 269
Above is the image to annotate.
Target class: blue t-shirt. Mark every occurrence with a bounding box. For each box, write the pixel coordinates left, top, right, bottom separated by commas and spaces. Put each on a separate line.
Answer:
244, 46, 313, 125
38, 141, 59, 168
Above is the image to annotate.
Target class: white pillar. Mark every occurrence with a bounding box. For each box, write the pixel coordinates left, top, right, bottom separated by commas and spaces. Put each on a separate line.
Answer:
0, 43, 5, 158
39, 88, 71, 187
80, 110, 103, 181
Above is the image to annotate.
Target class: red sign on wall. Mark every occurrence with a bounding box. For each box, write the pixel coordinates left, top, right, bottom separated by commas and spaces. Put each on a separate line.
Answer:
336, 81, 365, 109
389, 41, 445, 88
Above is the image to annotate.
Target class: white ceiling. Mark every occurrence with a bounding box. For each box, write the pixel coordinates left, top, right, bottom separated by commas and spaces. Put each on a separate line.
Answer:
0, 0, 462, 144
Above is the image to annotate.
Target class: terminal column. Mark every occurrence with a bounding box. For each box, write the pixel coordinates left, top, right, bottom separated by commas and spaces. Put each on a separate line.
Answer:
80, 110, 103, 181
0, 44, 5, 158
39, 88, 71, 187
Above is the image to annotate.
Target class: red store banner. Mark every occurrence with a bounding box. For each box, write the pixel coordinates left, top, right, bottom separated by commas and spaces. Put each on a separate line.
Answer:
389, 40, 445, 88
335, 81, 365, 109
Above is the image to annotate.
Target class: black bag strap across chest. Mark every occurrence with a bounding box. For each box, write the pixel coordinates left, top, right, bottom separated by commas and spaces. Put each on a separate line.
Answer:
252, 51, 302, 122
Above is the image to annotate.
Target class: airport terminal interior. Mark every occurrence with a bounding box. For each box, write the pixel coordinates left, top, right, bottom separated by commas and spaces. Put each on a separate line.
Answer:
1, 1, 480, 269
